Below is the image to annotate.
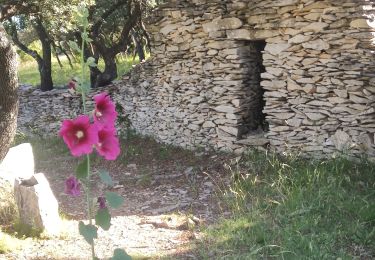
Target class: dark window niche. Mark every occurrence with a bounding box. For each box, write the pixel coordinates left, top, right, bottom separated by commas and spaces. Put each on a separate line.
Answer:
241, 40, 268, 138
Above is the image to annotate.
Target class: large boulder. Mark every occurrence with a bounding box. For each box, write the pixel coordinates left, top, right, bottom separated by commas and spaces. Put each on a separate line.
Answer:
0, 143, 34, 225
0, 143, 60, 235
14, 173, 61, 236
0, 143, 35, 185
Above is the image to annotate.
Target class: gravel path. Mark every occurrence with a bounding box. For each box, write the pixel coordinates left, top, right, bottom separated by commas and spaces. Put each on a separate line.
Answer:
3, 215, 194, 259
2, 139, 234, 260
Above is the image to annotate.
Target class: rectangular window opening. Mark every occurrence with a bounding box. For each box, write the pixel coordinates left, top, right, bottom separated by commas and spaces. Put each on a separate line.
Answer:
240, 40, 268, 139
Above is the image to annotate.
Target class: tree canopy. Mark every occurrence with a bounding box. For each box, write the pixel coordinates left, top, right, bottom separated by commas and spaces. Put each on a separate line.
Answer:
0, 0, 157, 90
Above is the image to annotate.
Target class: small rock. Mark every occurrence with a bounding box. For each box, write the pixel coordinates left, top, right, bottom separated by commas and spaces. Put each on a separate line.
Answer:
332, 130, 351, 151
127, 164, 137, 170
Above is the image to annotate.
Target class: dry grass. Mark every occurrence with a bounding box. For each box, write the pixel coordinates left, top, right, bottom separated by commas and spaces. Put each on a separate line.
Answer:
0, 179, 17, 227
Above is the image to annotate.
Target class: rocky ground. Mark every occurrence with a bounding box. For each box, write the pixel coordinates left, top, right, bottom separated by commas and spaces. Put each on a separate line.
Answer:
1, 135, 237, 260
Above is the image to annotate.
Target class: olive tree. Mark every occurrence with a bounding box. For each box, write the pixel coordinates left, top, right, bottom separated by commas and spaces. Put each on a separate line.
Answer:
0, 25, 18, 161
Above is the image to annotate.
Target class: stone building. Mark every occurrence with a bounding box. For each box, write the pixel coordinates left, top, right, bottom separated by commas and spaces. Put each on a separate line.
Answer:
18, 0, 375, 157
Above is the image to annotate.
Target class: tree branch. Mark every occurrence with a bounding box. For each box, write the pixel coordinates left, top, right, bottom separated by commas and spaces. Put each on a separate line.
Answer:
91, 0, 128, 38
112, 1, 141, 55
58, 41, 74, 68
6, 19, 43, 64
51, 41, 63, 68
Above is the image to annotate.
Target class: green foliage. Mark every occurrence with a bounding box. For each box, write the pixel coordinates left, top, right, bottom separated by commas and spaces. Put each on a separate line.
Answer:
105, 192, 124, 209
17, 41, 42, 62
68, 40, 80, 53
99, 170, 114, 186
95, 208, 111, 231
78, 221, 98, 245
158, 145, 173, 160
110, 248, 132, 260
18, 54, 143, 86
76, 157, 89, 180
199, 150, 375, 259
12, 220, 43, 238
86, 57, 97, 68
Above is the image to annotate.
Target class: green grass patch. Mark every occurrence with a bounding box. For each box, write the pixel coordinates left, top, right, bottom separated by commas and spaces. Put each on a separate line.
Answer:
18, 53, 146, 87
10, 220, 44, 239
198, 150, 375, 259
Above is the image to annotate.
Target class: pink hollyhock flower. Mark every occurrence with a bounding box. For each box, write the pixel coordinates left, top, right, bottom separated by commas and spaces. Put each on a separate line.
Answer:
95, 125, 120, 160
65, 176, 81, 196
93, 93, 117, 126
59, 115, 99, 157
97, 196, 106, 209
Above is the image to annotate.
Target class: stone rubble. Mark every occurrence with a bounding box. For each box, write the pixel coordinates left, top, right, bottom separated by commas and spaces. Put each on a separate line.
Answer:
18, 0, 375, 158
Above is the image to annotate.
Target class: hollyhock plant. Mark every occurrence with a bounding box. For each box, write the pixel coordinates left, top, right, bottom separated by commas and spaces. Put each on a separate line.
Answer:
59, 115, 99, 157
93, 92, 118, 126
96, 125, 120, 160
65, 176, 81, 196
60, 6, 129, 260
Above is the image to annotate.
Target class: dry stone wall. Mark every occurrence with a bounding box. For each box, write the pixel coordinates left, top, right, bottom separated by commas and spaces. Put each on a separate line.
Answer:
18, 0, 375, 158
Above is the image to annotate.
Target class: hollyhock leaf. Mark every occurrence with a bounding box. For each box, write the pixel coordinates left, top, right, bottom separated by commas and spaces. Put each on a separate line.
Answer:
99, 170, 113, 186
86, 57, 97, 67
81, 31, 89, 41
78, 221, 97, 245
76, 157, 88, 180
105, 192, 124, 209
110, 249, 132, 260
68, 40, 80, 52
95, 208, 111, 231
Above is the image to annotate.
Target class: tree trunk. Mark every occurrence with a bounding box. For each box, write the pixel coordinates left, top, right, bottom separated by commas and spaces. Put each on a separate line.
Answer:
34, 18, 53, 92
88, 1, 141, 88
38, 56, 53, 92
0, 25, 18, 161
132, 29, 145, 61
91, 54, 117, 88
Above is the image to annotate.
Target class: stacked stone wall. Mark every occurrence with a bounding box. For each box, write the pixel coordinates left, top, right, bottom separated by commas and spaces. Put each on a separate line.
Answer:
18, 0, 375, 157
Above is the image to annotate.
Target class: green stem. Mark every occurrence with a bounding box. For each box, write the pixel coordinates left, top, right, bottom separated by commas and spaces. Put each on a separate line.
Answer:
85, 154, 95, 259
80, 22, 95, 260
80, 25, 87, 104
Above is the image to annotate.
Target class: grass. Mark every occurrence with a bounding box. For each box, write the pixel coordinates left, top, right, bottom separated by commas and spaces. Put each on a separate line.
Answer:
198, 150, 375, 259
18, 53, 145, 87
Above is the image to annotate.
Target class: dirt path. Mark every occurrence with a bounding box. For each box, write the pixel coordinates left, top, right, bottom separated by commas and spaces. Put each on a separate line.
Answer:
2, 137, 235, 259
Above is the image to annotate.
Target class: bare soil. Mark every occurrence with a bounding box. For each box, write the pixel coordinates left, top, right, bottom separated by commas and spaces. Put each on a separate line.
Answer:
2, 136, 236, 260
